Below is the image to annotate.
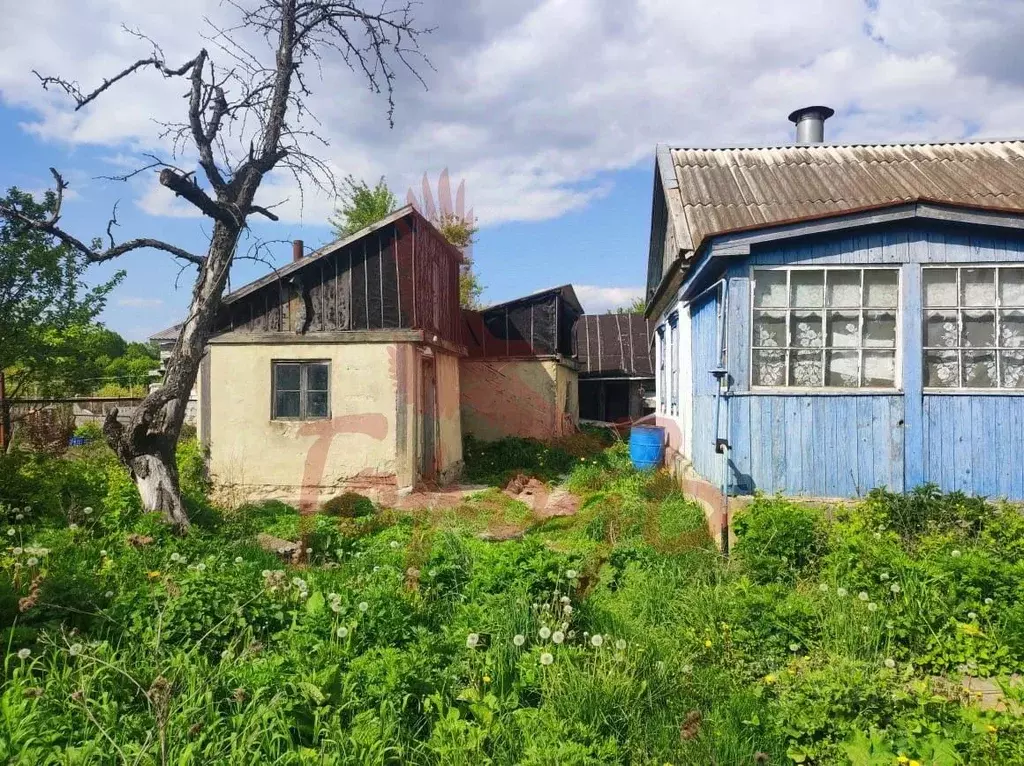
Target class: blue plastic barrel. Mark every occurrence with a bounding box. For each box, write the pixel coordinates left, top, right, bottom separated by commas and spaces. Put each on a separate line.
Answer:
629, 425, 665, 470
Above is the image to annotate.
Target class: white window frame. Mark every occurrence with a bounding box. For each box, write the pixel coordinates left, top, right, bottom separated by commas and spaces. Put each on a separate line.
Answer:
748, 265, 903, 391
669, 313, 680, 416
657, 326, 667, 413
922, 264, 1024, 392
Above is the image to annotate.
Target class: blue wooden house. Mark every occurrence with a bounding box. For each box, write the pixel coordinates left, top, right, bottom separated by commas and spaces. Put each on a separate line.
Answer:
646, 107, 1024, 504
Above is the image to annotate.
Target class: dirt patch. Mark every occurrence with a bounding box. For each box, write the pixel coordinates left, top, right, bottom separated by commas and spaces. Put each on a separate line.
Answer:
395, 484, 492, 511
504, 474, 581, 519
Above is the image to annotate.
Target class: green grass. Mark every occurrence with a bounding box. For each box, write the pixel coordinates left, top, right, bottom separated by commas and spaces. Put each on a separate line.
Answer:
1, 439, 1023, 764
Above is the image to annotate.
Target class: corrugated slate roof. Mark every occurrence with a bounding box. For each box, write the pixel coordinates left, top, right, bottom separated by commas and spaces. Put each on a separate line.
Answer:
574, 314, 654, 379
149, 323, 182, 342
662, 140, 1024, 255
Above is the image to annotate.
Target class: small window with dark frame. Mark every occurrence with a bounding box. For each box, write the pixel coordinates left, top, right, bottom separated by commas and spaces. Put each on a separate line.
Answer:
272, 361, 330, 420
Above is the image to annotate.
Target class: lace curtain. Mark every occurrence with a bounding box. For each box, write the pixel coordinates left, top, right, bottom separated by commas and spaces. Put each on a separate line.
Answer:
752, 268, 898, 388
923, 267, 1024, 389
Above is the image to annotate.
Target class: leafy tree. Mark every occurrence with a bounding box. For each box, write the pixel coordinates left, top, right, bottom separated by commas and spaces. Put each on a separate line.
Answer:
329, 175, 398, 238
0, 188, 122, 447
608, 295, 646, 315
0, 2, 430, 529
434, 213, 483, 309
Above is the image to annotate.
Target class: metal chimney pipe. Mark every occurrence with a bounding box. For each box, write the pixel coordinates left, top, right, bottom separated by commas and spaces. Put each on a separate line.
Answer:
292, 239, 304, 262
788, 106, 835, 144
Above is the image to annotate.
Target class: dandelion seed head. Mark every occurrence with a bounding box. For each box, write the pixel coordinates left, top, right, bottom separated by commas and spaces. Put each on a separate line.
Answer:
100, 550, 107, 557
615, 639, 627, 651
552, 631, 565, 645
818, 583, 829, 593
868, 602, 878, 612
563, 605, 573, 615
12, 547, 22, 556
789, 643, 799, 652
858, 591, 869, 601
15, 514, 23, 521
560, 596, 570, 604
513, 634, 526, 647
105, 591, 114, 598
565, 569, 578, 579
539, 626, 551, 640
880, 573, 890, 581
540, 652, 554, 666
69, 643, 83, 657
884, 658, 896, 669
591, 634, 604, 647
7, 528, 15, 536
968, 612, 978, 620
389, 541, 400, 549
985, 597, 994, 605
466, 633, 480, 648
26, 557, 37, 567
358, 601, 368, 612
235, 556, 244, 564
837, 587, 848, 597
681, 663, 692, 673
952, 549, 962, 558
17, 648, 30, 660
336, 626, 348, 638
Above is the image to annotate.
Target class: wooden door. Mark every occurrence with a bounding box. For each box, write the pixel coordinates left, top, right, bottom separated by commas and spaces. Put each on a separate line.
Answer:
420, 356, 438, 481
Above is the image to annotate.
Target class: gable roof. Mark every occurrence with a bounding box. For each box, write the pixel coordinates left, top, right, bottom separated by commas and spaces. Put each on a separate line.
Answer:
659, 140, 1024, 258
574, 314, 654, 379
480, 284, 584, 315
220, 204, 463, 306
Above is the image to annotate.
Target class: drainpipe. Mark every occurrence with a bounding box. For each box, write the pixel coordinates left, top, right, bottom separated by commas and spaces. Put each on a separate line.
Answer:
709, 281, 731, 555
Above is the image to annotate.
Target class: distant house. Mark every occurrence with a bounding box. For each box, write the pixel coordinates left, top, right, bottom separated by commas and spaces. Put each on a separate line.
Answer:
197, 205, 464, 509
646, 106, 1024, 513
460, 285, 582, 441
574, 313, 655, 423
149, 323, 198, 426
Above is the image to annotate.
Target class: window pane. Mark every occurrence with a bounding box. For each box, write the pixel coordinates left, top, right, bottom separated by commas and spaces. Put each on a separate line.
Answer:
753, 311, 786, 348
827, 271, 860, 308
306, 363, 329, 391
825, 350, 859, 386
864, 270, 898, 308
961, 267, 996, 306
961, 310, 995, 348
863, 351, 896, 387
923, 269, 957, 307
863, 310, 897, 348
925, 311, 958, 348
999, 268, 1024, 307
1000, 309, 1024, 348
752, 350, 786, 386
789, 350, 823, 386
790, 311, 823, 348
306, 391, 329, 419
753, 352, 782, 389
790, 270, 824, 308
963, 350, 997, 388
826, 311, 860, 347
753, 271, 787, 308
274, 363, 301, 391
1000, 351, 1024, 388
925, 350, 959, 387
274, 390, 301, 418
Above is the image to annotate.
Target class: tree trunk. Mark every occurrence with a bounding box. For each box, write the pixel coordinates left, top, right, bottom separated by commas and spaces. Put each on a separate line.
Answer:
104, 220, 242, 532
131, 449, 190, 530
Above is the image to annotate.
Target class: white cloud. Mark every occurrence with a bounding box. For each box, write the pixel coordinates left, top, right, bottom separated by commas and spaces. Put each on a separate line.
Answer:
2, 1, 1023, 228
117, 297, 164, 309
574, 285, 645, 314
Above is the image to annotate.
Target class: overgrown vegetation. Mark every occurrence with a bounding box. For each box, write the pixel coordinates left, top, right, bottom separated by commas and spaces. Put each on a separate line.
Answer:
2, 437, 1023, 764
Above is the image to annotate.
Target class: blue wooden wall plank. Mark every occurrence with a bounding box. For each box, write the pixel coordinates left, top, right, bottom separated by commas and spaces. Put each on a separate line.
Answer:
727, 277, 750, 393
902, 261, 924, 490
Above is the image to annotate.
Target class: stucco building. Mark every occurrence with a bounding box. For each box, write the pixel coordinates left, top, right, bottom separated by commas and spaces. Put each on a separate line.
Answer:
197, 206, 465, 509
460, 285, 582, 441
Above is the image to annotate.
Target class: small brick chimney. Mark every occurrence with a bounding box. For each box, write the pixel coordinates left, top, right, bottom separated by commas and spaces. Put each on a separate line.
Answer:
292, 239, 304, 262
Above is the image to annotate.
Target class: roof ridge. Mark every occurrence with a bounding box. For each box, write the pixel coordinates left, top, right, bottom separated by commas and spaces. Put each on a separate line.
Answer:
665, 138, 1024, 152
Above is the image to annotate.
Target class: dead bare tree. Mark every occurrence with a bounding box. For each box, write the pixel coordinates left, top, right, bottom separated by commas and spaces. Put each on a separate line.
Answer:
0, 1, 430, 531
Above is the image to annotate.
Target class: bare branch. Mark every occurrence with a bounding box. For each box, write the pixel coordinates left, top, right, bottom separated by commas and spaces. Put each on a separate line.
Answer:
34, 55, 199, 112
0, 169, 205, 267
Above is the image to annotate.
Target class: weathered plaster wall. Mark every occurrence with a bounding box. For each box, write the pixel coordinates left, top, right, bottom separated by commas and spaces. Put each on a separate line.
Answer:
435, 349, 464, 480
205, 342, 400, 509
460, 359, 578, 442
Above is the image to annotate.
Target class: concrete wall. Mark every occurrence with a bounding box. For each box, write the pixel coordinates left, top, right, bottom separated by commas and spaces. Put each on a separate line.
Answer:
203, 341, 402, 509
460, 358, 578, 441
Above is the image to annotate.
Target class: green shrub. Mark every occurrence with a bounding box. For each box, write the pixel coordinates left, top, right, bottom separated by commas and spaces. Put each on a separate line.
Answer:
321, 491, 375, 518
733, 496, 827, 583
72, 421, 105, 441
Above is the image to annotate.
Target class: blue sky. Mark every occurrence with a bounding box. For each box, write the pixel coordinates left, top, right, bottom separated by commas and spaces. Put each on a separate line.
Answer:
2, 0, 1023, 339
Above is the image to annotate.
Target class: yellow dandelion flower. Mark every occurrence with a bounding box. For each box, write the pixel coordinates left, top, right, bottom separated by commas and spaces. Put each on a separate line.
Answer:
483, 675, 492, 684
986, 725, 998, 734
147, 571, 161, 580
910, 760, 922, 766
704, 639, 713, 648
897, 756, 909, 764
763, 674, 776, 684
